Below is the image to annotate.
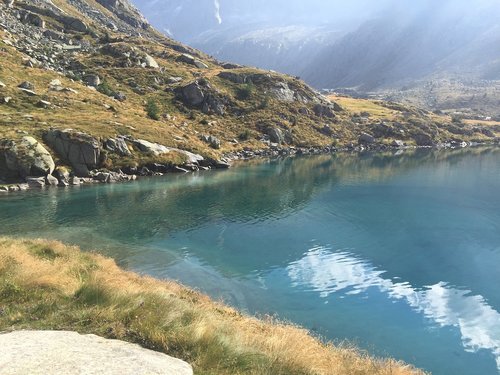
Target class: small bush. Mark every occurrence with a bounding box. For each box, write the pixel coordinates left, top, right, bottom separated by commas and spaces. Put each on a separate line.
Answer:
97, 81, 116, 97
258, 96, 270, 109
238, 129, 251, 141
146, 99, 160, 120
236, 82, 255, 100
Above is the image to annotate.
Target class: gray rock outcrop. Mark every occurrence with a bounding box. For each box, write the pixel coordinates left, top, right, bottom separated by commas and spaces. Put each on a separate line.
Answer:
414, 133, 435, 147
2, 136, 55, 179
178, 53, 208, 69
358, 133, 375, 145
0, 330, 193, 375
176, 80, 226, 115
200, 135, 221, 149
104, 137, 131, 156
44, 129, 101, 176
313, 104, 336, 118
267, 127, 285, 144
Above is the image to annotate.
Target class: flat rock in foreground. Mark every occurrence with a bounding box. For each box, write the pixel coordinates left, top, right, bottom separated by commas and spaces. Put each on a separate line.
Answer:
0, 330, 193, 375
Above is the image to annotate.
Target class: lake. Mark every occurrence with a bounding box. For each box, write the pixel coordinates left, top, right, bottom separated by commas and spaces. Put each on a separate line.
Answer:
1, 147, 499, 375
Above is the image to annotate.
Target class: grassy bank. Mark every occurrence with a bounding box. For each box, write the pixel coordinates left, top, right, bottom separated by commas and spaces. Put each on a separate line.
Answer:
0, 237, 425, 375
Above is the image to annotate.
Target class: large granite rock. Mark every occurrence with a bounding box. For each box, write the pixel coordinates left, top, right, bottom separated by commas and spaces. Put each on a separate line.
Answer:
144, 54, 159, 68
2, 136, 55, 179
176, 80, 225, 115
131, 139, 204, 165
414, 133, 435, 147
44, 129, 101, 176
267, 127, 285, 144
0, 330, 192, 375
358, 133, 375, 145
313, 104, 336, 118
104, 137, 131, 156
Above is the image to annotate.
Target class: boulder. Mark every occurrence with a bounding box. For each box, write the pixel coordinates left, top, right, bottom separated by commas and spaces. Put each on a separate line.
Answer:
18, 81, 34, 90
45, 174, 59, 186
105, 137, 131, 156
176, 80, 225, 115
358, 133, 375, 145
313, 104, 336, 118
44, 129, 101, 176
84, 74, 101, 87
3, 136, 55, 179
144, 54, 159, 69
132, 139, 169, 155
19, 10, 45, 28
178, 81, 205, 106
414, 133, 434, 147
37, 100, 51, 108
221, 62, 242, 69
19, 88, 37, 96
194, 60, 209, 69
267, 127, 285, 144
178, 53, 208, 69
0, 330, 192, 375
200, 135, 221, 149
0, 80, 5, 88
270, 82, 295, 102
113, 92, 127, 101
69, 176, 81, 185
53, 166, 70, 184
218, 71, 247, 84
26, 176, 45, 188
392, 140, 405, 147
167, 76, 183, 84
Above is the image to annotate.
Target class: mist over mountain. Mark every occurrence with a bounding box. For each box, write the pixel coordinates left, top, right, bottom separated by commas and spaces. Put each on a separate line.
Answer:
133, 0, 500, 115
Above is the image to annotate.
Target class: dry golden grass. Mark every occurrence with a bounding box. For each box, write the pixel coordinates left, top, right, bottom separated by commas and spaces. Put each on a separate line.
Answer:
328, 95, 397, 120
0, 237, 427, 375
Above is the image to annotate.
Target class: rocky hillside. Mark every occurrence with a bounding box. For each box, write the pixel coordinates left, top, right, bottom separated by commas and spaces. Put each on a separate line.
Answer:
0, 0, 498, 190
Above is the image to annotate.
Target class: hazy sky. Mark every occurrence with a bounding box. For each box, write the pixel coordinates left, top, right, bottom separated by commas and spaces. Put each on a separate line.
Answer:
133, 0, 500, 42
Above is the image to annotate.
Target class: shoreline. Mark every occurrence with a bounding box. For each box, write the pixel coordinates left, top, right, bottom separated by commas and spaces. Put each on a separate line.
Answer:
0, 236, 426, 375
1, 140, 498, 194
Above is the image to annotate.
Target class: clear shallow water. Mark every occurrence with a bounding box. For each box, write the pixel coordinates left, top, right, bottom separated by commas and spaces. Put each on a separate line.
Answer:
1, 148, 500, 374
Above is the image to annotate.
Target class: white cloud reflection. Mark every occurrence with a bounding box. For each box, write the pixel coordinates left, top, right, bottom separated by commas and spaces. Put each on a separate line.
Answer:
287, 246, 500, 371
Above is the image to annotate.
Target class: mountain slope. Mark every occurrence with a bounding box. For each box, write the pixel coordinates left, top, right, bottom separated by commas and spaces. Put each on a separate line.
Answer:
0, 0, 498, 187
303, 0, 500, 90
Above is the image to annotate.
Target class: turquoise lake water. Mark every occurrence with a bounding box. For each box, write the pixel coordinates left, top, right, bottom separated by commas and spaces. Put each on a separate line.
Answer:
1, 147, 500, 374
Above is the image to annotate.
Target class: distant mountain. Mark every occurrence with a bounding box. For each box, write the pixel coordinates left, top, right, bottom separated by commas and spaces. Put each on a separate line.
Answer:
303, 0, 500, 90
131, 0, 500, 115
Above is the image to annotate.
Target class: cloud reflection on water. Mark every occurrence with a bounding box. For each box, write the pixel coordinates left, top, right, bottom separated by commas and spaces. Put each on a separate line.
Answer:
287, 246, 500, 371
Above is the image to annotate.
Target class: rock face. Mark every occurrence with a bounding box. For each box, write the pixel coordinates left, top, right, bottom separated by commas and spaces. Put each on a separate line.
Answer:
176, 80, 225, 115
313, 104, 336, 118
1, 136, 55, 179
105, 137, 131, 156
44, 129, 101, 176
358, 133, 375, 145
131, 139, 204, 165
0, 330, 193, 375
178, 53, 208, 69
414, 133, 435, 147
267, 127, 285, 144
95, 0, 150, 29
131, 139, 169, 155
144, 54, 159, 68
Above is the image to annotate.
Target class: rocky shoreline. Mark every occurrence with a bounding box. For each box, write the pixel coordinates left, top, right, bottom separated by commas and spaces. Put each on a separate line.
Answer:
2, 132, 497, 193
